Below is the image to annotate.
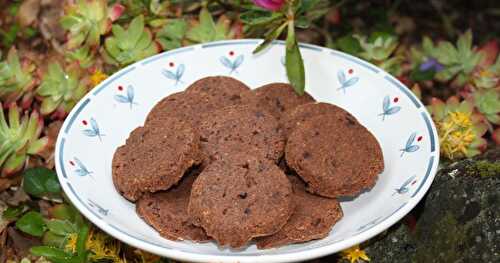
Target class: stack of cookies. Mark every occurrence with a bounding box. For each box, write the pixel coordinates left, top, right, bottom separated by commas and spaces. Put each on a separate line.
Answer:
112, 76, 384, 249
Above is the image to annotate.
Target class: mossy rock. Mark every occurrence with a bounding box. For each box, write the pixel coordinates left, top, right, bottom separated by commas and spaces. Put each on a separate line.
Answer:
363, 148, 500, 263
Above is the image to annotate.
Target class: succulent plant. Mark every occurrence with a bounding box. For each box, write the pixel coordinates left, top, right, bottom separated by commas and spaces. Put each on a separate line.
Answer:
471, 89, 500, 125
156, 19, 187, 50
0, 103, 49, 176
420, 31, 482, 85
102, 15, 159, 66
472, 40, 499, 89
36, 62, 89, 117
353, 33, 403, 76
186, 8, 233, 44
428, 96, 488, 159
0, 48, 36, 104
65, 46, 94, 68
60, 0, 124, 49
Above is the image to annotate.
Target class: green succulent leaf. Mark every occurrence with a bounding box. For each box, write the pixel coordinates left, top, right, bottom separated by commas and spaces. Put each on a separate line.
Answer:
186, 8, 231, 44
473, 90, 500, 124
156, 19, 187, 50
60, 0, 109, 48
336, 35, 362, 55
37, 62, 87, 115
16, 211, 47, 237
23, 167, 61, 198
355, 33, 398, 62
0, 48, 34, 102
0, 104, 47, 175
104, 15, 158, 66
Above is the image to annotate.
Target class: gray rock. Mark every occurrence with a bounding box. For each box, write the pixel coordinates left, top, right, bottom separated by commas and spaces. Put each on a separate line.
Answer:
363, 148, 500, 263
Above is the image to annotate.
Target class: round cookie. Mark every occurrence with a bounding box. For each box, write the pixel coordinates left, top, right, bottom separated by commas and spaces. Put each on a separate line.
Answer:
144, 92, 213, 128
198, 105, 285, 164
136, 169, 209, 242
145, 77, 251, 128
249, 83, 315, 120
285, 114, 384, 198
112, 117, 203, 201
185, 76, 250, 103
257, 175, 343, 249
188, 154, 293, 248
281, 102, 351, 137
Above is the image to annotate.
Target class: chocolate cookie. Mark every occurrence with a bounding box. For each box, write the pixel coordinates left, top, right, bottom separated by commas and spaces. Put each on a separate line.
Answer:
198, 105, 285, 164
256, 176, 343, 249
249, 83, 315, 120
281, 102, 351, 137
185, 76, 250, 103
188, 154, 293, 248
145, 78, 251, 128
136, 169, 209, 242
112, 117, 203, 201
285, 114, 384, 198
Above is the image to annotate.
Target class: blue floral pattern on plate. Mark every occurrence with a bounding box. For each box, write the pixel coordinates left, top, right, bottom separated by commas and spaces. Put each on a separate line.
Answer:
220, 52, 244, 74
114, 85, 138, 108
379, 95, 401, 120
393, 175, 417, 196
82, 118, 105, 141
71, 157, 93, 178
337, 69, 359, 93
400, 132, 422, 157
161, 63, 185, 85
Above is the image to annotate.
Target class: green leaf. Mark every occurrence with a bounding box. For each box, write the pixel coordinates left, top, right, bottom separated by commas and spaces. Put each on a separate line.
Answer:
2, 205, 27, 220
300, 0, 322, 12
285, 22, 305, 95
42, 231, 68, 247
336, 35, 362, 55
127, 15, 145, 49
295, 16, 311, 29
50, 204, 84, 229
186, 8, 216, 43
253, 22, 288, 54
30, 246, 77, 263
46, 219, 77, 236
23, 167, 61, 198
16, 211, 47, 237
240, 10, 283, 26
76, 224, 89, 261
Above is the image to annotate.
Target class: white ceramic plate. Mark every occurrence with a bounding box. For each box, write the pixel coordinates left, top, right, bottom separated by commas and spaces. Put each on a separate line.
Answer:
55, 39, 440, 263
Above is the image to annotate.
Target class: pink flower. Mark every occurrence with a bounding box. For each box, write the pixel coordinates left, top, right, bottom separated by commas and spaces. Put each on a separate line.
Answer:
253, 0, 285, 11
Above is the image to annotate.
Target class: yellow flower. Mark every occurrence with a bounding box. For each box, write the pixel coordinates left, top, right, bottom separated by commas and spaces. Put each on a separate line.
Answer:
65, 233, 78, 253
341, 245, 370, 263
90, 70, 108, 86
438, 111, 475, 159
86, 228, 124, 263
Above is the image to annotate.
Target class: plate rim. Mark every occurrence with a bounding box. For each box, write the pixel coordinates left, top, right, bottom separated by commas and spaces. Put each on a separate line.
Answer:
55, 39, 440, 263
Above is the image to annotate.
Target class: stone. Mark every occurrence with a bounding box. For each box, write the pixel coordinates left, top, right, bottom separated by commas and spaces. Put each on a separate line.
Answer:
361, 148, 500, 263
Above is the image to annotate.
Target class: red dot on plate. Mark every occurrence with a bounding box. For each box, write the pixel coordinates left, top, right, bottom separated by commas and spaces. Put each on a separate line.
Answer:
169, 62, 174, 67
229, 51, 235, 56
118, 86, 123, 91
82, 120, 88, 125
69, 161, 75, 166
417, 136, 423, 142
348, 69, 353, 74
393, 97, 399, 103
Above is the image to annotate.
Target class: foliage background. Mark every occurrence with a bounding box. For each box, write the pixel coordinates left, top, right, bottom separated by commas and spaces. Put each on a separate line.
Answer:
0, 0, 498, 262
